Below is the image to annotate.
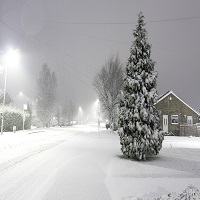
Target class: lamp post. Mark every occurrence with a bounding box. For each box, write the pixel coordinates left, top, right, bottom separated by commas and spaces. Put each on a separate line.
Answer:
97, 99, 100, 133
79, 107, 82, 124
19, 92, 23, 101
1, 61, 8, 135
1, 48, 20, 135
23, 104, 27, 130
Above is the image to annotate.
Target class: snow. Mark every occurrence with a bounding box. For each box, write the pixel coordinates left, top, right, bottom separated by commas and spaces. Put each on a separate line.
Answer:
0, 125, 200, 199
105, 135, 200, 199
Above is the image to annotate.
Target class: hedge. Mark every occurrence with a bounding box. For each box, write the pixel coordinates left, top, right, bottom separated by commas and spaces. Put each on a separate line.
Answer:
0, 106, 30, 132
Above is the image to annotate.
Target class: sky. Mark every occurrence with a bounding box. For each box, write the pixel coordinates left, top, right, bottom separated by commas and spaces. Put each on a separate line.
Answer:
0, 0, 200, 115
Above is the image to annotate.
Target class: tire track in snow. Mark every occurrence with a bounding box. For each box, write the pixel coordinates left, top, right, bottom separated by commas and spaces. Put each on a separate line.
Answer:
0, 131, 82, 174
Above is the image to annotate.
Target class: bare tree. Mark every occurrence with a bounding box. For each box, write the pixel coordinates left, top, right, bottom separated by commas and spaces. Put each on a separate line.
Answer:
93, 55, 124, 127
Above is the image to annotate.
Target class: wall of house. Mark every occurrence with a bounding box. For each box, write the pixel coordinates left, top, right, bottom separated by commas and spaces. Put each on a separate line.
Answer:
155, 93, 199, 136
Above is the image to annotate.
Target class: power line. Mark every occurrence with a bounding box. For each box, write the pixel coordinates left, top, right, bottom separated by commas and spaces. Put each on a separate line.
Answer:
147, 16, 200, 23
1, 15, 197, 83
0, 19, 93, 87
45, 26, 186, 52
25, 31, 96, 71
4, 16, 199, 53
22, 16, 200, 25
67, 30, 130, 45
26, 34, 94, 79
39, 20, 200, 52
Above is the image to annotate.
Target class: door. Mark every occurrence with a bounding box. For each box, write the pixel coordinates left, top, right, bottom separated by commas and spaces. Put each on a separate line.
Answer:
163, 115, 168, 133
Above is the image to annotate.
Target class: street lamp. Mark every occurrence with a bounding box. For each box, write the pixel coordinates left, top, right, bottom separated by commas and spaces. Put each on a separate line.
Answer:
97, 99, 100, 132
79, 107, 82, 124
23, 104, 27, 130
19, 92, 23, 100
1, 48, 20, 134
1, 59, 8, 135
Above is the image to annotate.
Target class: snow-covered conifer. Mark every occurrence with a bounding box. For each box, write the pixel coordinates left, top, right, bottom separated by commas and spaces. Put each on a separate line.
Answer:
118, 12, 164, 161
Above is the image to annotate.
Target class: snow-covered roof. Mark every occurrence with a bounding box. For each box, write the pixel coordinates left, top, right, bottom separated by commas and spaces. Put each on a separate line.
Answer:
0, 89, 4, 96
0, 89, 13, 103
0, 89, 9, 97
156, 90, 200, 116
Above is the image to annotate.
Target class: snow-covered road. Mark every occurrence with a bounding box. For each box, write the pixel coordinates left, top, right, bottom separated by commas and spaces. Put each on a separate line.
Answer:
0, 125, 200, 200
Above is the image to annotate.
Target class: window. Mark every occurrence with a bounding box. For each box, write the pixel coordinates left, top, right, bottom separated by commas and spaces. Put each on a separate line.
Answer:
171, 115, 179, 124
187, 116, 193, 125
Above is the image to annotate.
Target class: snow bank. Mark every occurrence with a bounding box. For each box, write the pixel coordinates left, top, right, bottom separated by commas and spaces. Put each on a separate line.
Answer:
124, 185, 200, 200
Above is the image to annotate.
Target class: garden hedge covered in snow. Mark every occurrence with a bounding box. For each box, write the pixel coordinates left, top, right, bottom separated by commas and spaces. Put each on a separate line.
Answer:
0, 106, 30, 131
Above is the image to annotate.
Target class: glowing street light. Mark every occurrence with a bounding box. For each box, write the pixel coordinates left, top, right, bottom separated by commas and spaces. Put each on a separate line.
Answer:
79, 107, 82, 124
1, 48, 20, 134
18, 91, 24, 102
23, 104, 27, 130
19, 91, 23, 96
97, 99, 100, 132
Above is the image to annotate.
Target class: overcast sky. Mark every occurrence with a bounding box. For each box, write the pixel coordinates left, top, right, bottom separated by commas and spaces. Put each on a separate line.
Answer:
0, 0, 200, 114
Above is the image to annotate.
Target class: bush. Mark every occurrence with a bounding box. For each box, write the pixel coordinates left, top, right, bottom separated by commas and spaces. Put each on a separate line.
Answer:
128, 185, 200, 200
31, 117, 43, 128
0, 106, 30, 132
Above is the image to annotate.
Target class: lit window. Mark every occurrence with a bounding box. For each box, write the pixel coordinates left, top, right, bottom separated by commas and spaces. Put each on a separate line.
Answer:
171, 115, 179, 124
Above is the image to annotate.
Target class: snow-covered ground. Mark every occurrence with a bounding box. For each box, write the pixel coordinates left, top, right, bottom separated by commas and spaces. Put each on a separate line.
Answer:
0, 124, 200, 200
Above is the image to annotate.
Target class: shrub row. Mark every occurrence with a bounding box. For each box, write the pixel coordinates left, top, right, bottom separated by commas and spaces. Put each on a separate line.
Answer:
0, 106, 30, 132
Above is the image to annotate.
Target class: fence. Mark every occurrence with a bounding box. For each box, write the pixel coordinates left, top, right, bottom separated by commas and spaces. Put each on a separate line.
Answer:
180, 124, 200, 137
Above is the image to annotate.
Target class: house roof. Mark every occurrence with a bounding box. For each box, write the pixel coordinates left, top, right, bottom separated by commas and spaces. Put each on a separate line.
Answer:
13, 93, 32, 110
156, 90, 200, 116
0, 89, 4, 97
0, 89, 13, 103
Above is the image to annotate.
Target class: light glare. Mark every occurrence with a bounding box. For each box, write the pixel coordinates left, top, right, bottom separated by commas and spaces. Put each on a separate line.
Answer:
5, 48, 21, 66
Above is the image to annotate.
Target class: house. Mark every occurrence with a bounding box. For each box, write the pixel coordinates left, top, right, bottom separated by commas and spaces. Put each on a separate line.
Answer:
0, 89, 13, 105
12, 93, 35, 126
13, 92, 31, 110
155, 90, 200, 136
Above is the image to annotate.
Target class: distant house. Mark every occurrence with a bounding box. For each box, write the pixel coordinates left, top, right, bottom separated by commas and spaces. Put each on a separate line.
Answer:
155, 90, 200, 136
12, 93, 35, 126
0, 90, 33, 121
0, 89, 13, 105
13, 92, 31, 110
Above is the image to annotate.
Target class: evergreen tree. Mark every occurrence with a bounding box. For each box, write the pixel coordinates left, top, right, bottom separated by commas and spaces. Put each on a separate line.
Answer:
118, 12, 164, 161
36, 63, 57, 127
